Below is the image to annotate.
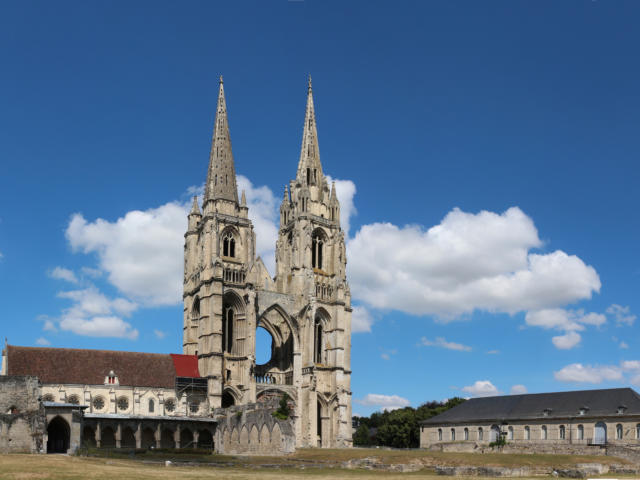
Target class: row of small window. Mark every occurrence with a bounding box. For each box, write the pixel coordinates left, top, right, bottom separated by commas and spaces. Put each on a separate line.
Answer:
438, 423, 640, 441
42, 394, 195, 414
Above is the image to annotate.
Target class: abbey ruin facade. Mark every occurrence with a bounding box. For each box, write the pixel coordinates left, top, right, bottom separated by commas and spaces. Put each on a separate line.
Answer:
182, 77, 353, 448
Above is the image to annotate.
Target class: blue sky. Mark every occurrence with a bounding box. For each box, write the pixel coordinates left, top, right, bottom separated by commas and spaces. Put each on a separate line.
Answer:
1, 1, 639, 415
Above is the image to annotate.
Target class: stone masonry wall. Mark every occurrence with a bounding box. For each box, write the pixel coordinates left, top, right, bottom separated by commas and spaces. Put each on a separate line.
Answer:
214, 399, 295, 455
0, 375, 45, 453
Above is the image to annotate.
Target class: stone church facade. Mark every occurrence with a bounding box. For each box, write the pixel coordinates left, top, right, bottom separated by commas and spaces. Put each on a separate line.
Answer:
0, 78, 352, 452
182, 77, 352, 448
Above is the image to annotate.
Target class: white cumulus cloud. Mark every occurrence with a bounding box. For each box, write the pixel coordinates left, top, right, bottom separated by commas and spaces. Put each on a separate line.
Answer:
48, 266, 78, 284
510, 384, 527, 395
462, 380, 500, 397
621, 360, 640, 371
153, 329, 166, 339
420, 336, 472, 352
347, 207, 601, 318
66, 202, 187, 306
552, 331, 582, 350
525, 309, 606, 350
606, 304, 636, 326
355, 393, 411, 411
554, 363, 624, 384
60, 316, 138, 340
55, 287, 139, 340
351, 305, 373, 333
35, 337, 50, 346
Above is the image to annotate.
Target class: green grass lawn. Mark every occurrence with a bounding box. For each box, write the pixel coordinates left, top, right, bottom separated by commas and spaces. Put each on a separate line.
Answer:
0, 448, 631, 480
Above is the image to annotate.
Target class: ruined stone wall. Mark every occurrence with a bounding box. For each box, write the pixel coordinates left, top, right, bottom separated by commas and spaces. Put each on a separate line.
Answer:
428, 440, 606, 456
214, 400, 295, 455
0, 375, 45, 453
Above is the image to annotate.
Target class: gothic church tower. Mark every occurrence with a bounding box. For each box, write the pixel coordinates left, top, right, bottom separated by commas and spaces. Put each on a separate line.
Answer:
183, 77, 257, 409
183, 77, 352, 448
274, 78, 352, 447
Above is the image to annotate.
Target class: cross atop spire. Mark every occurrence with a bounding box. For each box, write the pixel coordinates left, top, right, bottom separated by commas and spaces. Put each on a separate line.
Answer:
297, 76, 323, 184
204, 77, 239, 204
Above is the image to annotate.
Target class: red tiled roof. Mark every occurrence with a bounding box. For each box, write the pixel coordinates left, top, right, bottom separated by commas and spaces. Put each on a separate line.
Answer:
6, 345, 199, 388
170, 354, 200, 378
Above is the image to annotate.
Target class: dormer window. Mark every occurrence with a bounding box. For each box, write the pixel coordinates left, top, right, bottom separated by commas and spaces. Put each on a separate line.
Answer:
105, 370, 119, 385
543, 408, 552, 417
618, 405, 627, 414
579, 406, 589, 416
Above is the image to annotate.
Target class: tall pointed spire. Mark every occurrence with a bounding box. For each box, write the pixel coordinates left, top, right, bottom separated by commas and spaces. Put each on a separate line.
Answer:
297, 75, 323, 183
204, 76, 239, 204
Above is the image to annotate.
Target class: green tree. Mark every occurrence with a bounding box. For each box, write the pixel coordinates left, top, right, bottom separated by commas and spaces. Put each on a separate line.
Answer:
353, 424, 371, 446
352, 397, 466, 448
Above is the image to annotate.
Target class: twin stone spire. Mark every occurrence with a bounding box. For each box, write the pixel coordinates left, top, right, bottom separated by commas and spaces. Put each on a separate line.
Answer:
204, 76, 239, 204
203, 76, 324, 207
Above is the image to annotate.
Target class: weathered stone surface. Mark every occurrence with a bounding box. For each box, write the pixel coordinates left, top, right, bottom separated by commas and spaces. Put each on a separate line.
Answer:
213, 400, 295, 455
0, 375, 45, 453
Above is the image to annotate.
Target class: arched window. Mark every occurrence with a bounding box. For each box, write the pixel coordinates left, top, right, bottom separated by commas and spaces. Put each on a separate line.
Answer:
508, 426, 514, 440
222, 232, 236, 258
191, 297, 200, 323
438, 428, 442, 441
450, 428, 455, 441
616, 424, 623, 440
636, 424, 640, 439
67, 394, 80, 405
524, 426, 530, 440
464, 428, 469, 440
577, 424, 584, 440
478, 427, 483, 441
559, 425, 565, 440
312, 230, 325, 270
541, 425, 547, 440
222, 307, 234, 353
314, 316, 323, 364
306, 168, 311, 185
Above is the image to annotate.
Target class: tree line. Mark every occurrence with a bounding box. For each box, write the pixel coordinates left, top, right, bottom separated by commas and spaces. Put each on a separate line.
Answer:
352, 397, 466, 448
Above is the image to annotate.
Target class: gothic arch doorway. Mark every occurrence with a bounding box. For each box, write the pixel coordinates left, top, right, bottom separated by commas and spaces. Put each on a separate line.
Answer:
47, 416, 70, 453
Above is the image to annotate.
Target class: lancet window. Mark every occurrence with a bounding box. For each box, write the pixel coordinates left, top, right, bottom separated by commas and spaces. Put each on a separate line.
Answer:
222, 232, 236, 258
222, 306, 234, 353
191, 297, 200, 323
312, 230, 325, 270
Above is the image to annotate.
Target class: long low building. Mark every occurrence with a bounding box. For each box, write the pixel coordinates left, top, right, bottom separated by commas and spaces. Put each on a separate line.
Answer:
1, 345, 215, 453
420, 388, 640, 449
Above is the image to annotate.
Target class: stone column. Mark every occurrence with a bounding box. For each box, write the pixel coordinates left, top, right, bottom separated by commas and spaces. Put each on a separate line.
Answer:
115, 423, 122, 449
194, 430, 200, 448
155, 423, 162, 448
175, 426, 181, 449
96, 422, 102, 448
135, 422, 142, 449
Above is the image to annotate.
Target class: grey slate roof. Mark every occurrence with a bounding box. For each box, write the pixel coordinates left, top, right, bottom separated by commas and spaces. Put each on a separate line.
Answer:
421, 388, 640, 425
